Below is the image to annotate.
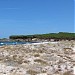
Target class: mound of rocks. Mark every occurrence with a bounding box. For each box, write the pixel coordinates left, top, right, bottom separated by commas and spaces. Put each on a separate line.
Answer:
0, 41, 75, 75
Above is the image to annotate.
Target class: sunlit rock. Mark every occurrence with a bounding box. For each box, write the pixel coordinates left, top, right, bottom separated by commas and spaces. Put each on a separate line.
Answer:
0, 41, 74, 75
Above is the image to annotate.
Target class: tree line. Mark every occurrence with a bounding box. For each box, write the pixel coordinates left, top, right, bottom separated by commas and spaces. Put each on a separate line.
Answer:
9, 32, 75, 41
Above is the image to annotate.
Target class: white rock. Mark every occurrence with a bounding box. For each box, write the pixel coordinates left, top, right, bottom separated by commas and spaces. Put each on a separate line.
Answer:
73, 66, 75, 75
37, 73, 47, 75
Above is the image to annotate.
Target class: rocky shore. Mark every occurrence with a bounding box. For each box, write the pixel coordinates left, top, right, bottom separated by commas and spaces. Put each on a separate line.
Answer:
0, 41, 75, 75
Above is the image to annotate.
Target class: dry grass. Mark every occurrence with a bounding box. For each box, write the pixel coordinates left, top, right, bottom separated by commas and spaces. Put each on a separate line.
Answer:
27, 69, 38, 75
34, 59, 48, 65
34, 53, 40, 57
63, 71, 73, 75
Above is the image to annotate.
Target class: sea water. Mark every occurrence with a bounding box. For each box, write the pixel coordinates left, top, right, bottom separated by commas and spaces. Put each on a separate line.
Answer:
0, 41, 30, 46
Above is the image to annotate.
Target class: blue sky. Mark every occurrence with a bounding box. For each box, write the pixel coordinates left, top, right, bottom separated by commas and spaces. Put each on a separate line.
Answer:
0, 0, 74, 38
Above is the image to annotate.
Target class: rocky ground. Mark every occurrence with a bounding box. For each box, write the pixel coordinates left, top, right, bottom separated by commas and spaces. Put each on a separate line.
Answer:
0, 41, 75, 75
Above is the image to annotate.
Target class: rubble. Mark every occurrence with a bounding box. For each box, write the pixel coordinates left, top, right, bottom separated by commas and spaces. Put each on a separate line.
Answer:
0, 41, 75, 75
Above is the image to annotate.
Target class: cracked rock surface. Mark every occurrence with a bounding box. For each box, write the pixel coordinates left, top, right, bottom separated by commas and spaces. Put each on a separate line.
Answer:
0, 41, 75, 75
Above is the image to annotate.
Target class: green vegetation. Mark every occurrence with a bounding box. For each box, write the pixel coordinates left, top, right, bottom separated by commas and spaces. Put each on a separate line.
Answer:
9, 32, 75, 40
